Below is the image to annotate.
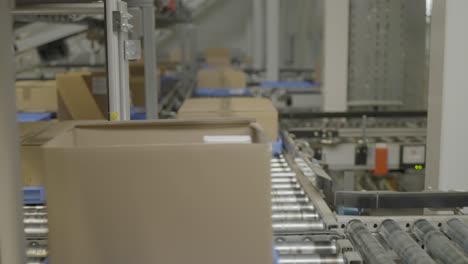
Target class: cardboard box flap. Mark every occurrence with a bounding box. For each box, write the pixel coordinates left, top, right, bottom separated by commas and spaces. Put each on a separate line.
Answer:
19, 121, 55, 143
56, 72, 105, 120
45, 118, 267, 148
178, 98, 277, 113
22, 121, 89, 146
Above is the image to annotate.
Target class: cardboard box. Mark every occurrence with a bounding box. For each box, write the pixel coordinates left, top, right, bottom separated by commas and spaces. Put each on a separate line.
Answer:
43, 119, 272, 264
57, 70, 151, 120
178, 98, 278, 141
19, 121, 80, 186
205, 48, 231, 66
197, 67, 246, 89
16, 80, 58, 112
56, 72, 107, 120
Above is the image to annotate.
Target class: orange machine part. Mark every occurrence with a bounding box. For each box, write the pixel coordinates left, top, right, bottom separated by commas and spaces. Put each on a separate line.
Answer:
374, 143, 388, 176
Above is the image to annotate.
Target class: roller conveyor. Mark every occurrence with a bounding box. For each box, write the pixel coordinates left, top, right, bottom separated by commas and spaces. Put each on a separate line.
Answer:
380, 219, 435, 264
271, 172, 297, 178
412, 219, 468, 264
26, 244, 48, 258
275, 241, 338, 255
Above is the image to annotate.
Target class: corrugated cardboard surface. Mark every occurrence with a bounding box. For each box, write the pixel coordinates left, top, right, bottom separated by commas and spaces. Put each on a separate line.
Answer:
205, 48, 231, 66
16, 80, 58, 112
197, 67, 246, 89
178, 98, 279, 141
43, 119, 272, 264
56, 72, 106, 120
19, 121, 81, 186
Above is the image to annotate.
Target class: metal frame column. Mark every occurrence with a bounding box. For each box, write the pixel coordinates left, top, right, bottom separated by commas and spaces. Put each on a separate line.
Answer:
266, 0, 279, 81
0, 0, 26, 262
425, 0, 468, 191
252, 0, 264, 70
141, 3, 158, 119
322, 0, 349, 112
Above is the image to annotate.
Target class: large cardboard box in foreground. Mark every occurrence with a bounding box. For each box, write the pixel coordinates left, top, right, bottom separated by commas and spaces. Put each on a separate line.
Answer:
178, 98, 278, 141
16, 80, 58, 112
43, 119, 272, 264
19, 121, 81, 186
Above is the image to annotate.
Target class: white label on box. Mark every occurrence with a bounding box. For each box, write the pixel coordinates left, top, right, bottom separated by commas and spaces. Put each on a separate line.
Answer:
92, 76, 107, 95
203, 135, 252, 144
402, 145, 426, 164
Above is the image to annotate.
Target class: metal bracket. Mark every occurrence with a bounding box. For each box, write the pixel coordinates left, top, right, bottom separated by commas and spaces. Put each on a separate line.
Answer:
113, 10, 133, 32
124, 39, 141, 60
112, 11, 122, 31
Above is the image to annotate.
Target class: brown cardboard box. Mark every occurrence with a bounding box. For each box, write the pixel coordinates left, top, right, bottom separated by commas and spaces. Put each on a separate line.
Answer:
205, 48, 231, 66
56, 72, 107, 120
16, 80, 58, 112
56, 70, 150, 120
43, 119, 272, 264
178, 98, 278, 141
19, 121, 80, 186
197, 67, 246, 89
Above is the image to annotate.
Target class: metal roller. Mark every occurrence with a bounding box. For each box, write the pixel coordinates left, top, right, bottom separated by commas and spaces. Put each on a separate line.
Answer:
26, 245, 48, 258
24, 212, 48, 217
275, 241, 338, 255
272, 177, 297, 184
271, 163, 290, 168
278, 254, 345, 264
380, 219, 435, 264
271, 159, 286, 163
346, 220, 396, 264
24, 225, 48, 236
272, 196, 309, 203
272, 190, 305, 196
24, 218, 48, 224
271, 172, 297, 178
271, 167, 292, 172
272, 212, 320, 221
445, 218, 468, 254
412, 219, 468, 264
272, 183, 301, 190
273, 221, 325, 234
272, 203, 315, 212
27, 259, 46, 264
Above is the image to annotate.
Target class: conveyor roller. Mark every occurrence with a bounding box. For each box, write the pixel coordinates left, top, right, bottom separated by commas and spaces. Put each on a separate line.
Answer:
445, 218, 468, 254
272, 190, 305, 196
272, 183, 302, 190
272, 212, 320, 221
272, 203, 315, 212
412, 219, 468, 264
271, 172, 297, 178
275, 241, 338, 255
380, 219, 435, 264
272, 196, 309, 203
272, 177, 297, 184
273, 221, 325, 234
346, 220, 396, 264
278, 254, 345, 264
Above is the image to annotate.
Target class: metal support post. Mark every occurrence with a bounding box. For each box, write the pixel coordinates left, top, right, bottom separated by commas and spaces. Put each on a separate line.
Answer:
106, 0, 132, 120
142, 4, 158, 119
106, 0, 122, 120
266, 0, 279, 81
322, 0, 349, 112
0, 0, 26, 263
252, 0, 264, 70
426, 0, 468, 191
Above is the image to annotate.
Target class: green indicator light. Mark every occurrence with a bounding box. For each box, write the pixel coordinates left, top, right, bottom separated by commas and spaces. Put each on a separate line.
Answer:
414, 165, 423, 170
